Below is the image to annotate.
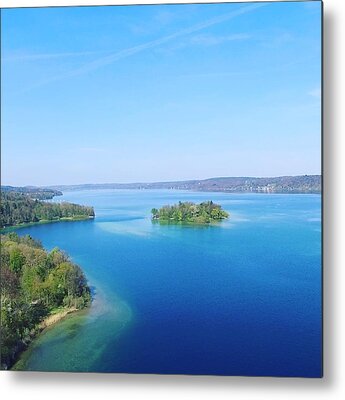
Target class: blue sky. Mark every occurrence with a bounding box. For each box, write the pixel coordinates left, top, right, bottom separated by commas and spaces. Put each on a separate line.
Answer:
1, 1, 321, 186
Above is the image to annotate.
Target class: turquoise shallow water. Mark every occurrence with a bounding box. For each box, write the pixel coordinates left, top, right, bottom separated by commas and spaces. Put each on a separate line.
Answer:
14, 190, 322, 376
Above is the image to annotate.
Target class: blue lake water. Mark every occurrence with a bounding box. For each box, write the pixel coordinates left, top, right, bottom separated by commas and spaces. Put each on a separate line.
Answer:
14, 190, 322, 377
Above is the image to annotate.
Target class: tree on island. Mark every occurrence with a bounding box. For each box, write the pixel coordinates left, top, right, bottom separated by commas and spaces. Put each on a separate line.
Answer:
151, 201, 229, 224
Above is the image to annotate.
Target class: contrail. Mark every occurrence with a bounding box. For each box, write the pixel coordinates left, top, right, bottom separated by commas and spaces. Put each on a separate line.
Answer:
22, 3, 267, 90
4, 50, 108, 62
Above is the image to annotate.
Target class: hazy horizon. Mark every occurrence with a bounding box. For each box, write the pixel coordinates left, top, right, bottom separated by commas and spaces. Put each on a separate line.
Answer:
1, 173, 322, 189
1, 2, 321, 186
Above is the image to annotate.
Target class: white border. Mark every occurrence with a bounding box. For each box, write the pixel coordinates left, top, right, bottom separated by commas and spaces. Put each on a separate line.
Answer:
1, 1, 345, 400
0, 0, 324, 8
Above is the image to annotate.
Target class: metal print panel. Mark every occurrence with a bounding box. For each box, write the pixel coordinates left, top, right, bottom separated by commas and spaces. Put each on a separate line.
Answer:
0, 1, 322, 377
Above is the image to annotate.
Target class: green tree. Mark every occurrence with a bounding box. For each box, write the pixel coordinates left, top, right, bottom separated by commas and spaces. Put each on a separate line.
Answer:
9, 248, 25, 273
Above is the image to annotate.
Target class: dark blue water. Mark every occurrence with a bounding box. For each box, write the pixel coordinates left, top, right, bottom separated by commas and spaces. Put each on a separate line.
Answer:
14, 190, 322, 377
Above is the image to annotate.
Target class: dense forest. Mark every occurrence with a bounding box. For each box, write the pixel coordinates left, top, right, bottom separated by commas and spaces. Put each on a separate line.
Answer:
0, 233, 91, 370
151, 201, 229, 224
0, 192, 95, 228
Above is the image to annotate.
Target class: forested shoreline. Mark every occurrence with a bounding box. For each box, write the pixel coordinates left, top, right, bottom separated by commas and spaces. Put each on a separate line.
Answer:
0, 233, 91, 370
1, 186, 62, 200
0, 192, 95, 229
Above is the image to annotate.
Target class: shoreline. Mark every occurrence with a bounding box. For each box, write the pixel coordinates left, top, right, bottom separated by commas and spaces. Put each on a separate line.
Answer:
1, 231, 93, 371
45, 187, 322, 195
1, 216, 94, 232
38, 307, 78, 331
9, 306, 86, 371
152, 219, 228, 226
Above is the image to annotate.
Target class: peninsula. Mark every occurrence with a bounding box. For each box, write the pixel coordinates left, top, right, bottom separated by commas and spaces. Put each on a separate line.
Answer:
0, 233, 91, 370
0, 188, 95, 229
151, 201, 229, 224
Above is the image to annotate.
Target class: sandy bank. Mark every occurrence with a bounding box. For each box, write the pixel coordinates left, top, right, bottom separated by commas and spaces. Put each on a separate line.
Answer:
38, 308, 78, 331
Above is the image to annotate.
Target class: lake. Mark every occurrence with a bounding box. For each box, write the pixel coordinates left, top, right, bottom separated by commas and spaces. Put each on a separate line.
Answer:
13, 189, 322, 377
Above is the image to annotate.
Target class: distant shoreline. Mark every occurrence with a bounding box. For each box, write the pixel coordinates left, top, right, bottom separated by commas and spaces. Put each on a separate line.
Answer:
43, 175, 322, 194
2, 175, 322, 195
55, 187, 322, 195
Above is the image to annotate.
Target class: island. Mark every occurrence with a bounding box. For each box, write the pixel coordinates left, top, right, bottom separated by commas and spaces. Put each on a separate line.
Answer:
0, 187, 95, 229
151, 201, 229, 224
0, 232, 91, 370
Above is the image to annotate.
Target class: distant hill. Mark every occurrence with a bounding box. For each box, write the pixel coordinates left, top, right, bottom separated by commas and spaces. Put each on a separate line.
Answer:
47, 175, 321, 194
1, 186, 62, 200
